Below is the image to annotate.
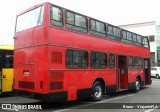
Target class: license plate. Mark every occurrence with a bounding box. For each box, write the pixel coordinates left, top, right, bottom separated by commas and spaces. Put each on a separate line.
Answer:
23, 70, 29, 75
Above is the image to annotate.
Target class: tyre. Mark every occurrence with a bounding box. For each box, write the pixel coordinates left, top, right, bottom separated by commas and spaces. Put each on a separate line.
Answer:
91, 81, 103, 101
156, 74, 160, 79
133, 78, 141, 92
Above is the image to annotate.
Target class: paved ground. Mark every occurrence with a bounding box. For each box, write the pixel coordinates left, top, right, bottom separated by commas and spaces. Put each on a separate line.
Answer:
0, 78, 160, 112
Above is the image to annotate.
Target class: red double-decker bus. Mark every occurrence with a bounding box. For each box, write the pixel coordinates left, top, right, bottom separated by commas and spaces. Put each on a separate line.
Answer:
14, 2, 151, 102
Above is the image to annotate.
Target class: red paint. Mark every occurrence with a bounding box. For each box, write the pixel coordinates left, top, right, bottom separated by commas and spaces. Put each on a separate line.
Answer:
14, 2, 151, 101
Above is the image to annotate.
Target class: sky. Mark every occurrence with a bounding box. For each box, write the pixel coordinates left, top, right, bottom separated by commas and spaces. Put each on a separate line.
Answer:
0, 0, 160, 45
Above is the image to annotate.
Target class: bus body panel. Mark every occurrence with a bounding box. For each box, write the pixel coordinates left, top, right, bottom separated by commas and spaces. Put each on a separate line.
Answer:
14, 46, 49, 94
49, 28, 150, 58
14, 2, 151, 101
14, 3, 49, 50
2, 68, 13, 92
0, 45, 14, 94
14, 25, 47, 49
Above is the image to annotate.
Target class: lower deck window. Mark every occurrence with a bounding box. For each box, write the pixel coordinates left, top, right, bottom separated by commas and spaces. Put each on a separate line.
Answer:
90, 52, 107, 69
109, 54, 115, 69
66, 49, 88, 68
134, 57, 142, 69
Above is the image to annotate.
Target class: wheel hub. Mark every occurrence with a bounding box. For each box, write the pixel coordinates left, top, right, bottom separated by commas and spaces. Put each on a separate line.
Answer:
136, 81, 140, 90
94, 85, 102, 98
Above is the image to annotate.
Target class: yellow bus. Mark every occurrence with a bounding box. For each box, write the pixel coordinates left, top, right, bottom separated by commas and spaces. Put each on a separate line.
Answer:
0, 44, 13, 94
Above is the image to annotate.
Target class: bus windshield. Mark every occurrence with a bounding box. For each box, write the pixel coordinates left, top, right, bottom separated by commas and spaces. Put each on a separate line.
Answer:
16, 6, 44, 32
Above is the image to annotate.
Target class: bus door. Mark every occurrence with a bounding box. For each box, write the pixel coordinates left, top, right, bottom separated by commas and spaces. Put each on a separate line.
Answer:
0, 54, 2, 94
144, 59, 150, 85
117, 55, 128, 90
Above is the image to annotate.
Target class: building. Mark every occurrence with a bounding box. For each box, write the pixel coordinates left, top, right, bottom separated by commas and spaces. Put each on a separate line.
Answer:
119, 21, 160, 67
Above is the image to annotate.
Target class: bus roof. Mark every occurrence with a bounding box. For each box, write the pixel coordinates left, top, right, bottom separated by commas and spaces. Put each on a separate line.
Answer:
0, 44, 14, 50
16, 2, 47, 16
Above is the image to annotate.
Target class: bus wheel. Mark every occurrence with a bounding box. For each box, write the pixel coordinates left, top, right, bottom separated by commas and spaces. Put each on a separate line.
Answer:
134, 78, 141, 92
91, 81, 103, 101
156, 74, 160, 79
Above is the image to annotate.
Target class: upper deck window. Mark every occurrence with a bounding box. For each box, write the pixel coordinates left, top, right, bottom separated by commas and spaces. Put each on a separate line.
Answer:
66, 11, 87, 33
50, 6, 63, 27
143, 37, 149, 48
16, 6, 44, 32
90, 19, 106, 37
137, 35, 142, 46
133, 34, 142, 46
107, 25, 121, 41
122, 30, 132, 44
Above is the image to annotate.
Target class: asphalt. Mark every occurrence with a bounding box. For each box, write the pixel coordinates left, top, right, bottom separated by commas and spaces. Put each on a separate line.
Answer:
0, 78, 160, 112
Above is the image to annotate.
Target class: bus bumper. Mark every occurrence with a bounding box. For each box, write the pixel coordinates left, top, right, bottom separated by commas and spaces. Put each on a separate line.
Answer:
14, 90, 67, 102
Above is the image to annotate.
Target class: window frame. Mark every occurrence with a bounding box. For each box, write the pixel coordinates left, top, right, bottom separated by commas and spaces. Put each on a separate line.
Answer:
66, 10, 88, 33
143, 37, 150, 48
132, 33, 142, 46
90, 51, 107, 69
122, 30, 133, 44
66, 49, 88, 69
109, 54, 115, 69
90, 19, 106, 37
0, 50, 13, 68
107, 25, 121, 41
16, 5, 44, 32
137, 35, 142, 46
50, 5, 63, 27
134, 57, 143, 69
128, 56, 133, 69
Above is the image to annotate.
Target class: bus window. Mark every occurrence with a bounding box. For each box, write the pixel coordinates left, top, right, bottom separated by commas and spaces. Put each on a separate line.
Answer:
2, 51, 13, 68
133, 34, 142, 46
122, 30, 127, 40
108, 25, 113, 36
90, 52, 107, 69
134, 57, 142, 69
129, 57, 133, 69
4, 55, 13, 68
127, 32, 132, 43
107, 25, 121, 41
66, 49, 88, 68
50, 6, 63, 27
122, 31, 132, 44
143, 37, 149, 48
137, 35, 142, 46
16, 6, 44, 32
133, 34, 137, 45
109, 54, 115, 69
90, 19, 106, 37
113, 27, 121, 40
66, 11, 87, 33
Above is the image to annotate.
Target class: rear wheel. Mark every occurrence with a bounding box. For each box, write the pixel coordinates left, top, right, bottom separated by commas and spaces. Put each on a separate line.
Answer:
134, 78, 141, 92
91, 81, 103, 101
156, 74, 160, 79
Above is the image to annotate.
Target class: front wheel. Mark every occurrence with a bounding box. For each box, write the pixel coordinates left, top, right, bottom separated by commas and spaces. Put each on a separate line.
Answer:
133, 78, 141, 92
91, 81, 103, 101
156, 74, 160, 79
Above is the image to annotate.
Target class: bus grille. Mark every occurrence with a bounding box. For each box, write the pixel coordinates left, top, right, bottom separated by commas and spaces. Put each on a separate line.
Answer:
18, 81, 35, 90
51, 52, 62, 64
50, 81, 62, 90
50, 71, 63, 90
